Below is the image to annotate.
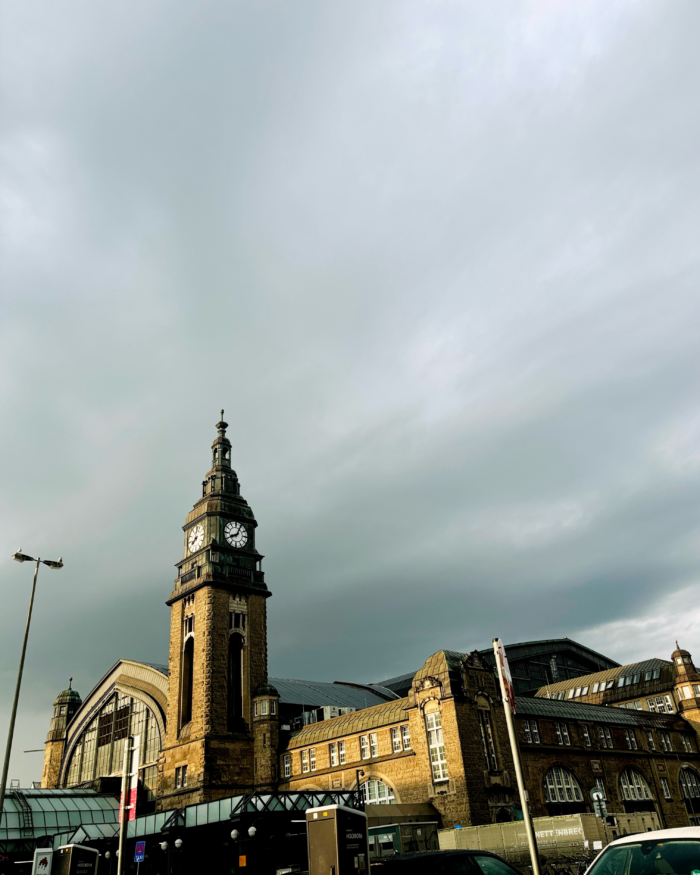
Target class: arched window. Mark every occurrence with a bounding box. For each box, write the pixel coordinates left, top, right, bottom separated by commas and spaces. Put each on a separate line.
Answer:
362, 779, 395, 804
476, 695, 498, 772
65, 694, 162, 797
544, 766, 584, 804
620, 768, 653, 801
181, 637, 194, 726
680, 767, 700, 799
228, 634, 244, 730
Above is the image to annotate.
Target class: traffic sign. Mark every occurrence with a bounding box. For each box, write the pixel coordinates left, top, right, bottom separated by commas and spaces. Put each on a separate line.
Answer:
135, 841, 146, 863
591, 792, 607, 819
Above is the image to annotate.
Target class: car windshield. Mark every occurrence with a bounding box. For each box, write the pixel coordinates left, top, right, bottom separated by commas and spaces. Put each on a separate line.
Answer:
586, 839, 700, 875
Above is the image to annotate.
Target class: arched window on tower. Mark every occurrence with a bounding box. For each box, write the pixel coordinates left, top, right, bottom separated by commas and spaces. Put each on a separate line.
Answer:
181, 637, 194, 726
228, 634, 244, 730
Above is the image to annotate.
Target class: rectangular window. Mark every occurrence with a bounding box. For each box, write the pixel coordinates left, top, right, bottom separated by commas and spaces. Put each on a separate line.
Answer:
283, 754, 291, 778
301, 750, 309, 773
309, 748, 316, 771
555, 722, 570, 745
592, 683, 600, 694
653, 669, 660, 679
646, 731, 656, 751
339, 741, 346, 765
606, 680, 615, 690
647, 698, 656, 712
624, 729, 638, 750
523, 719, 541, 744
426, 712, 448, 782
645, 670, 652, 681
175, 767, 181, 789
594, 777, 606, 800
694, 685, 700, 697
617, 678, 626, 688
254, 702, 258, 717
369, 733, 378, 758
261, 700, 268, 716
181, 765, 187, 787
661, 777, 671, 800
634, 701, 642, 710
401, 725, 411, 750
575, 688, 582, 698
360, 736, 370, 760
581, 686, 589, 695
598, 726, 613, 748
660, 732, 672, 752
329, 743, 338, 767
391, 728, 401, 753
271, 700, 276, 715
567, 689, 575, 699
633, 674, 640, 684
582, 725, 591, 747
664, 695, 675, 713
684, 736, 694, 753
625, 676, 633, 686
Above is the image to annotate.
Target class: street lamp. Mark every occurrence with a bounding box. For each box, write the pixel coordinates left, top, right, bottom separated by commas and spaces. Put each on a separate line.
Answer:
0, 550, 63, 821
356, 769, 365, 807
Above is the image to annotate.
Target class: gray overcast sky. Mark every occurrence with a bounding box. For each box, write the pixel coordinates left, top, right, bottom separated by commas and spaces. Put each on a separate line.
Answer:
2, 0, 700, 785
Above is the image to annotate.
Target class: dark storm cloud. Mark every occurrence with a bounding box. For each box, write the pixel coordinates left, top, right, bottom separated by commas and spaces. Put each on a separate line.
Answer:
1, 1, 700, 784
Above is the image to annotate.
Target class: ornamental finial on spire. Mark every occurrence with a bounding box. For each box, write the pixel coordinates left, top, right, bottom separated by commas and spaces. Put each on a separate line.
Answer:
216, 409, 228, 436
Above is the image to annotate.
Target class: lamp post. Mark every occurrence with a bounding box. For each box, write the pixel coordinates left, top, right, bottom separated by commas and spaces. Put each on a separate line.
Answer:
0, 550, 63, 821
356, 769, 365, 808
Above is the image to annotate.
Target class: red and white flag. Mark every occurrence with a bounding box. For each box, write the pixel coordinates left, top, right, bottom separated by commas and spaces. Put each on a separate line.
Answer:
119, 735, 140, 822
494, 639, 516, 714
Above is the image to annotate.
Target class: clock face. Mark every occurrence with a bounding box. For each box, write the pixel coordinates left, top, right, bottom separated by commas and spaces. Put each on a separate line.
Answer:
188, 524, 204, 553
224, 520, 248, 548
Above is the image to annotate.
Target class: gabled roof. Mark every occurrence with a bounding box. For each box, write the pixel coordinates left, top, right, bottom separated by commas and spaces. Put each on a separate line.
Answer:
287, 698, 410, 748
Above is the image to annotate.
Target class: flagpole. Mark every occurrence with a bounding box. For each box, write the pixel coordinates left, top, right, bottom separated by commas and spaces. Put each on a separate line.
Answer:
493, 639, 540, 875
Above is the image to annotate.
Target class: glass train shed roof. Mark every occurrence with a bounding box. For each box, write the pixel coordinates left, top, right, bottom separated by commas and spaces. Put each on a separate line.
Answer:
0, 788, 119, 851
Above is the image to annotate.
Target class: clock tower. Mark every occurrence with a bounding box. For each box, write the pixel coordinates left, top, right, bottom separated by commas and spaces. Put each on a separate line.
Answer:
157, 413, 275, 811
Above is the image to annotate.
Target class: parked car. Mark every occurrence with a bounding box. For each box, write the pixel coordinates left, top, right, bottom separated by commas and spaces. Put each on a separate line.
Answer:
371, 849, 525, 875
584, 826, 700, 875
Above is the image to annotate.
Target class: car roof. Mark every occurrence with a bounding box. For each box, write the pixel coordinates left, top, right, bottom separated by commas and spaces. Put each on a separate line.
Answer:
606, 826, 700, 845
374, 849, 524, 871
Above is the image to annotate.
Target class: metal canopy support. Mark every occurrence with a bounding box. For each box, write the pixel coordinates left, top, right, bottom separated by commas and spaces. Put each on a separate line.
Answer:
230, 790, 361, 819
160, 807, 186, 833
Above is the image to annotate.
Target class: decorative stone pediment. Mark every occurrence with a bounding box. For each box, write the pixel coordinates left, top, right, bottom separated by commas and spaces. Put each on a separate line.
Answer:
463, 649, 490, 672
418, 676, 441, 691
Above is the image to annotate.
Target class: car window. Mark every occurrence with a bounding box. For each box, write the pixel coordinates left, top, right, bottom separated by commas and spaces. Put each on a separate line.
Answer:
586, 839, 700, 875
430, 856, 479, 875
470, 854, 523, 875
